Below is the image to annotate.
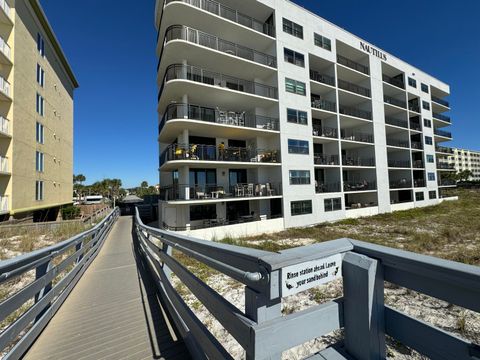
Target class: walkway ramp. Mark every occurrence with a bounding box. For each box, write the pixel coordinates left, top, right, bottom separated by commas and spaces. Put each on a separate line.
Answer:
23, 216, 190, 360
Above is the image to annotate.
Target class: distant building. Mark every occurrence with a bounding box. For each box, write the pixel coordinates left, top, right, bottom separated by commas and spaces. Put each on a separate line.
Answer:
449, 148, 480, 181
0, 0, 78, 221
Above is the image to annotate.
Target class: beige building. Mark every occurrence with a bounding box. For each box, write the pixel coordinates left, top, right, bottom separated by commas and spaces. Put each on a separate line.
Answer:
0, 0, 78, 221
449, 148, 480, 181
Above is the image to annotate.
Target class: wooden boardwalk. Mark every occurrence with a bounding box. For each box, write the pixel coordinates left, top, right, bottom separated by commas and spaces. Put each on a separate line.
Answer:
24, 216, 190, 360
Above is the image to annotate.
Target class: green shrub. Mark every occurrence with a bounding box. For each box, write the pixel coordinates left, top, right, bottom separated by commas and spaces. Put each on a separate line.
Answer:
61, 205, 81, 220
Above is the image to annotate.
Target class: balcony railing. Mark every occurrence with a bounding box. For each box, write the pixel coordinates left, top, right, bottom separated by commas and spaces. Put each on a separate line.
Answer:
432, 112, 451, 123
411, 141, 423, 150
316, 182, 341, 193
437, 162, 455, 170
438, 179, 456, 186
313, 153, 340, 166
409, 121, 422, 131
390, 179, 413, 189
160, 143, 280, 166
341, 129, 374, 143
339, 105, 372, 120
414, 179, 426, 188
159, 103, 279, 134
0, 76, 10, 97
0, 0, 11, 20
160, 64, 278, 100
434, 128, 452, 138
160, 182, 281, 201
343, 180, 376, 192
309, 70, 335, 86
431, 96, 449, 108
435, 146, 454, 154
337, 55, 369, 75
311, 98, 337, 113
0, 36, 10, 60
0, 195, 7, 213
388, 159, 411, 168
408, 103, 420, 113
412, 159, 424, 168
312, 125, 337, 138
384, 95, 406, 109
382, 74, 404, 89
342, 156, 375, 167
0, 116, 9, 135
165, 0, 275, 37
0, 156, 8, 173
386, 138, 410, 148
338, 79, 371, 97
164, 25, 277, 68
385, 116, 408, 129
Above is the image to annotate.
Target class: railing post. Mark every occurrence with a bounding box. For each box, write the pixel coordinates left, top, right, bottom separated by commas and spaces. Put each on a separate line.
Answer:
342, 252, 386, 360
75, 238, 84, 264
34, 257, 53, 322
245, 270, 282, 360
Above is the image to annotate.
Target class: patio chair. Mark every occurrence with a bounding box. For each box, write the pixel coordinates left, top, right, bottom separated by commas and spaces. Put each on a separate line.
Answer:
266, 183, 275, 196
246, 183, 254, 197
235, 184, 244, 197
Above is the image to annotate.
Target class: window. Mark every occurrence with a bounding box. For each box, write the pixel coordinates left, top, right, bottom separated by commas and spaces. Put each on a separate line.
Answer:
429, 190, 437, 199
36, 64, 45, 87
36, 151, 44, 172
422, 101, 430, 110
415, 192, 424, 201
427, 155, 434, 163
190, 204, 216, 221
288, 139, 309, 154
37, 33, 45, 57
408, 77, 417, 88
424, 119, 432, 128
287, 108, 308, 125
425, 136, 433, 145
289, 170, 311, 185
314, 33, 331, 51
291, 200, 312, 216
36, 93, 44, 116
35, 180, 44, 201
428, 172, 436, 181
285, 78, 306, 95
284, 48, 305, 67
421, 83, 429, 93
283, 18, 303, 39
324, 198, 342, 212
36, 122, 44, 144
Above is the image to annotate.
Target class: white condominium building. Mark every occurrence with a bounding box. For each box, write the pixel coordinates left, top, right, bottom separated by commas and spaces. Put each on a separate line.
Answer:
449, 148, 480, 181
155, 0, 454, 237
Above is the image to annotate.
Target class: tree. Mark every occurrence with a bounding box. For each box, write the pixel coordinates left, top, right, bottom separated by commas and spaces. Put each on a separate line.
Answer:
456, 170, 473, 182
140, 181, 148, 188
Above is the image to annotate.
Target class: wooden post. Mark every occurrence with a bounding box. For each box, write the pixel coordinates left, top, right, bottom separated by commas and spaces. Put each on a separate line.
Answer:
343, 252, 386, 360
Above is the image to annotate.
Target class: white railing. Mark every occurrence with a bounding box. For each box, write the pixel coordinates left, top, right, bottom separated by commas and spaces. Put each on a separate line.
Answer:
0, 116, 9, 135
0, 36, 11, 60
0, 156, 9, 173
0, 195, 8, 212
0, 76, 10, 97
0, 0, 11, 20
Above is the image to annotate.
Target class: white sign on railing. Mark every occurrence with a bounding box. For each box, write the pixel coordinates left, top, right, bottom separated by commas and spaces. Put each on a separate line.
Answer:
281, 254, 342, 297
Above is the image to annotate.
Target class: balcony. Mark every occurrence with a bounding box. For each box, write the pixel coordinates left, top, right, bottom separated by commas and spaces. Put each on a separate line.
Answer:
431, 96, 449, 108
408, 102, 420, 113
437, 162, 455, 170
316, 182, 341, 194
311, 98, 337, 113
160, 143, 280, 167
0, 116, 9, 136
414, 179, 426, 188
384, 95, 406, 109
337, 55, 369, 75
0, 76, 10, 99
436, 146, 454, 154
343, 180, 376, 192
409, 121, 422, 132
0, 36, 10, 63
388, 159, 411, 168
164, 0, 275, 37
309, 70, 335, 87
159, 64, 278, 103
338, 79, 371, 98
386, 139, 409, 148
314, 154, 340, 166
0, 156, 8, 173
339, 105, 372, 120
341, 129, 374, 143
342, 156, 375, 167
432, 113, 451, 123
434, 128, 452, 138
438, 179, 456, 187
382, 74, 404, 89
164, 25, 276, 68
0, 0, 12, 24
160, 182, 281, 202
412, 160, 424, 169
385, 117, 408, 129
411, 141, 423, 150
0, 195, 7, 213
390, 179, 412, 189
158, 103, 279, 136
312, 125, 337, 139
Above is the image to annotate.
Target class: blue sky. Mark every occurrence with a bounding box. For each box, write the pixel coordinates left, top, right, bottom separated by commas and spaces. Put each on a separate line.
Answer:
41, 0, 480, 188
